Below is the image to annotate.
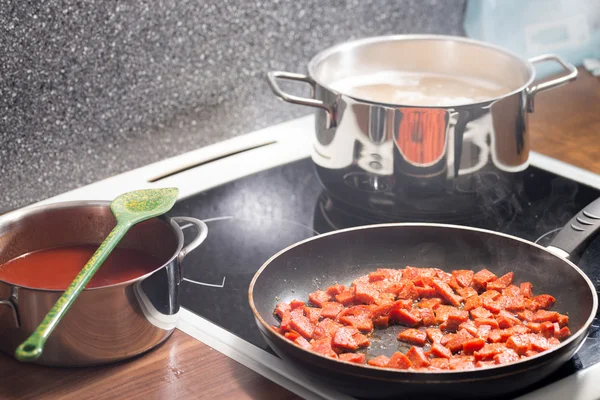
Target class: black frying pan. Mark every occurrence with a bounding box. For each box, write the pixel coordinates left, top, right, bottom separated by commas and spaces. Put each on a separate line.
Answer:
249, 198, 600, 399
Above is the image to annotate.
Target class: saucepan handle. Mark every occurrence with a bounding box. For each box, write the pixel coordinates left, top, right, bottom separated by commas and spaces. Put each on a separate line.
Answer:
547, 197, 600, 258
172, 217, 208, 264
267, 71, 334, 119
526, 54, 578, 112
0, 298, 20, 328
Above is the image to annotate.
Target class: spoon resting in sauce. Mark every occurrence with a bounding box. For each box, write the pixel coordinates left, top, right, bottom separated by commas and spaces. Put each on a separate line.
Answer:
14, 187, 179, 362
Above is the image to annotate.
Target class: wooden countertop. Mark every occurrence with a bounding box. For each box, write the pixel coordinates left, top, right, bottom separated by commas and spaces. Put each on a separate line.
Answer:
1, 68, 598, 400
529, 68, 600, 174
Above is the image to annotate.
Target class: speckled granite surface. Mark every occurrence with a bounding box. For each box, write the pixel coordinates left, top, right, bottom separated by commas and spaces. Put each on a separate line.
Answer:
0, 0, 465, 213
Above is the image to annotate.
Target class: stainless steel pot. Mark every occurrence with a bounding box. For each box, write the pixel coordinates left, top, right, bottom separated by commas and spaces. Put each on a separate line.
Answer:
268, 35, 577, 215
0, 201, 207, 367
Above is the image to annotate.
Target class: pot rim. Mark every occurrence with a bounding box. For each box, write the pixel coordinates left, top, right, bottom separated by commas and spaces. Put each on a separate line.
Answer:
0, 200, 185, 292
306, 34, 537, 109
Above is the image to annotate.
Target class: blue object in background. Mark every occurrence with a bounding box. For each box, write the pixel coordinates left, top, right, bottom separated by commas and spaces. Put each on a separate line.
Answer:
464, 0, 600, 78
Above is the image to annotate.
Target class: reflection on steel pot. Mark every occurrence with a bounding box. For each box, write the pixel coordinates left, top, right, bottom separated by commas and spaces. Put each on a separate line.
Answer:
268, 35, 577, 215
0, 201, 207, 367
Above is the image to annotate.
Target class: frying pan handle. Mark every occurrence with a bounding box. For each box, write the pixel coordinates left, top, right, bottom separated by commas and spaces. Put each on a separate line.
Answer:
547, 197, 600, 258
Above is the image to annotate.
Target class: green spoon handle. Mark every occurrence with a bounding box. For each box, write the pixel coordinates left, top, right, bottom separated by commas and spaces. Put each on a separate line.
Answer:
14, 223, 131, 361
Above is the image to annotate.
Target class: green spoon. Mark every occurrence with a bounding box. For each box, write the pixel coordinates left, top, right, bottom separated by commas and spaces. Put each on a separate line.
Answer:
14, 187, 179, 362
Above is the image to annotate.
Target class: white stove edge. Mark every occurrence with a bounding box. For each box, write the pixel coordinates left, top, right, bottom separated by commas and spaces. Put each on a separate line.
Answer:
4, 114, 600, 400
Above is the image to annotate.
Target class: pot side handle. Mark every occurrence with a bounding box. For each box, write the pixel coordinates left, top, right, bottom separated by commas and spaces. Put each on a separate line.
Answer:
526, 54, 578, 112
547, 197, 600, 258
0, 298, 20, 328
172, 217, 208, 264
267, 71, 335, 125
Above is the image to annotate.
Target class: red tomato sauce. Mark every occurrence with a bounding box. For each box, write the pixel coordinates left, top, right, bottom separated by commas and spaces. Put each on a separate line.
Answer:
0, 244, 162, 289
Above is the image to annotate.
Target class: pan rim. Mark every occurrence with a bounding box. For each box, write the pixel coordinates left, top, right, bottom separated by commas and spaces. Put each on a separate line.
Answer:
248, 222, 598, 376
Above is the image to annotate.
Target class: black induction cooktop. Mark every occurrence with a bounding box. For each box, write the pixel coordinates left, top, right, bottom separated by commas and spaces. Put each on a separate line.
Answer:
172, 157, 600, 398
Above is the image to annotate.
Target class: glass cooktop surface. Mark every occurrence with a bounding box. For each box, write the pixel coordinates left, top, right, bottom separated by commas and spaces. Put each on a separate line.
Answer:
172, 157, 600, 398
